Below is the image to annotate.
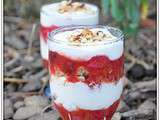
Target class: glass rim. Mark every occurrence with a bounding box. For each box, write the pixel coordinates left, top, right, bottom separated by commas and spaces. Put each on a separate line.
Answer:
48, 25, 124, 46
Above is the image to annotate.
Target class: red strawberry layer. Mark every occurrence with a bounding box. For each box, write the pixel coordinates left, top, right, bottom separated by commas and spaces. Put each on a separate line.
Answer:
40, 25, 59, 42
49, 51, 124, 87
54, 99, 120, 120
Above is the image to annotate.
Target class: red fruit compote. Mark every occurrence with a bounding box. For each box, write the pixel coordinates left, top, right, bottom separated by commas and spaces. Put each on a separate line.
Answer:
40, 1, 99, 68
48, 25, 124, 120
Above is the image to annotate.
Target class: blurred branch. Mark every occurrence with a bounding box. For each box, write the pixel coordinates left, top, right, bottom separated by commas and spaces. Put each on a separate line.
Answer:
27, 24, 37, 56
4, 91, 42, 98
4, 78, 28, 84
4, 16, 24, 23
125, 52, 152, 70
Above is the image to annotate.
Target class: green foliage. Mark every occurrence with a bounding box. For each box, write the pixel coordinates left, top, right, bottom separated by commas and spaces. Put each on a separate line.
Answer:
140, 0, 149, 19
101, 0, 110, 15
110, 0, 125, 22
101, 0, 148, 37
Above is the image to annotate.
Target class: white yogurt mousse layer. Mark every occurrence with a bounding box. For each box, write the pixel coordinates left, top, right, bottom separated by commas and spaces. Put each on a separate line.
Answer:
48, 27, 124, 60
50, 75, 123, 111
40, 36, 48, 60
41, 2, 99, 27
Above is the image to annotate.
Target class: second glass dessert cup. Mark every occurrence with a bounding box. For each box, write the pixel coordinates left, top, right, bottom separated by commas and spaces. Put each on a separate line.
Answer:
48, 25, 124, 120
40, 1, 99, 68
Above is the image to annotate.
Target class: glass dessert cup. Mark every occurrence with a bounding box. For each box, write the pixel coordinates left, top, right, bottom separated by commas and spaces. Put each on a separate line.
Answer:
40, 1, 99, 68
48, 25, 124, 120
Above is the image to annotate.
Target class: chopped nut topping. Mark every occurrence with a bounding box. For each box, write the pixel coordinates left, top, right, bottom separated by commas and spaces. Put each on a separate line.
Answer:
69, 28, 109, 43
81, 28, 93, 40
96, 31, 106, 38
58, 1, 87, 13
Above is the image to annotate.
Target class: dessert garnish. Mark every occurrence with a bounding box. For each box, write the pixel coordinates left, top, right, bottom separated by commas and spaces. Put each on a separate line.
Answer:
58, 0, 87, 13
68, 28, 113, 43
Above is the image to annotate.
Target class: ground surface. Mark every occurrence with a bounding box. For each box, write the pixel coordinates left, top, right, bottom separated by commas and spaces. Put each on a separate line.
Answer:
4, 1, 156, 120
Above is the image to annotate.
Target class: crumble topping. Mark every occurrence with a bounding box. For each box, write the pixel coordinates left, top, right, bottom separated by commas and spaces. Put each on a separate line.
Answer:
58, 1, 88, 13
68, 28, 113, 43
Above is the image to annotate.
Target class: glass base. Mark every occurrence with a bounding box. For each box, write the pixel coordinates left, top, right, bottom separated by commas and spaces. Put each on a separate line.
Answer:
54, 99, 120, 120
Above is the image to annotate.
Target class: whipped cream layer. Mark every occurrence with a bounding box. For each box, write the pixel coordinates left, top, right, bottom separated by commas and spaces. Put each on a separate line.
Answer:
48, 28, 123, 60
50, 75, 123, 111
41, 2, 99, 27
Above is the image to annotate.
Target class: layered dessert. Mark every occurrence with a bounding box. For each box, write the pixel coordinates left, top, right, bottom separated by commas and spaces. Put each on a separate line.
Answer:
40, 1, 99, 68
48, 26, 124, 120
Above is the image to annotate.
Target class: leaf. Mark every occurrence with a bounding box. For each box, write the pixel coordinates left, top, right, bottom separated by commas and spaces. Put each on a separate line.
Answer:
140, 0, 149, 19
135, 0, 142, 6
110, 0, 124, 22
125, 0, 140, 23
101, 0, 110, 15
